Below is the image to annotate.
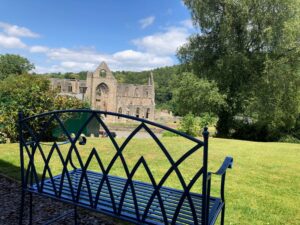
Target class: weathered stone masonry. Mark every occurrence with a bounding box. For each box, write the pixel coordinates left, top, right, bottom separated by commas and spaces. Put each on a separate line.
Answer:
49, 62, 155, 122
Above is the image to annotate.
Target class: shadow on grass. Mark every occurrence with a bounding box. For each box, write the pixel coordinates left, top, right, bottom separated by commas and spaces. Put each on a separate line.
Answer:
0, 159, 22, 181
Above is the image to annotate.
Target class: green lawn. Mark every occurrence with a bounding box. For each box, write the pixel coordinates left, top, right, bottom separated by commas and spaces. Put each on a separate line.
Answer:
0, 137, 299, 225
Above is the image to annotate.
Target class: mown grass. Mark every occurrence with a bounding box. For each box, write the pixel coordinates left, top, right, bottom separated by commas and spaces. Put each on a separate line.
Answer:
0, 137, 299, 225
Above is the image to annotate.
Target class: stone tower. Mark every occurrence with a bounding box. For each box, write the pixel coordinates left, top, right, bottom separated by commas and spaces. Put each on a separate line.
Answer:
86, 62, 118, 114
85, 62, 155, 122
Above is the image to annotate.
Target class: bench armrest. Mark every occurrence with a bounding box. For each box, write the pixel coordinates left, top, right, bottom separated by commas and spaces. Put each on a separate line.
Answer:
212, 156, 233, 176
208, 156, 233, 205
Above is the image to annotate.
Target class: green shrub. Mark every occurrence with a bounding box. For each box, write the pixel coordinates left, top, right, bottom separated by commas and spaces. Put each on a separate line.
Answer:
0, 74, 89, 142
0, 132, 6, 144
198, 113, 217, 128
178, 113, 218, 137
279, 135, 300, 144
179, 113, 200, 137
231, 122, 281, 142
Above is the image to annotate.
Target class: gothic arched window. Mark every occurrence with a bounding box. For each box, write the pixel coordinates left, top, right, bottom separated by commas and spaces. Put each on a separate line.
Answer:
100, 69, 106, 77
68, 84, 72, 92
134, 88, 139, 97
124, 87, 129, 96
118, 107, 122, 119
136, 107, 140, 118
146, 108, 150, 119
96, 83, 109, 97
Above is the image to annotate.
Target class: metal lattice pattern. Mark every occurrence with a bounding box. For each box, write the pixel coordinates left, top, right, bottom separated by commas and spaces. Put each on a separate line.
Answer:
19, 109, 223, 225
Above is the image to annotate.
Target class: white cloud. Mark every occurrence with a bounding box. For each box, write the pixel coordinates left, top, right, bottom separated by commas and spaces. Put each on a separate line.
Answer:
139, 16, 155, 29
112, 49, 173, 71
0, 22, 40, 38
132, 26, 190, 56
46, 48, 112, 63
180, 19, 194, 29
0, 34, 26, 48
29, 45, 49, 53
0, 21, 193, 73
34, 65, 70, 74
113, 50, 146, 60
34, 48, 173, 73
32, 23, 193, 73
60, 61, 96, 70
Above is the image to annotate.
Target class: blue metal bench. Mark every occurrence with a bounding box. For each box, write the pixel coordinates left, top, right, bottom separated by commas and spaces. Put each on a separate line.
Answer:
18, 109, 233, 225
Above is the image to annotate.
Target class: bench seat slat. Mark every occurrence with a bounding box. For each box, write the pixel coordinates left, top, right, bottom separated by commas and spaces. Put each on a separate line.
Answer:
31, 169, 223, 225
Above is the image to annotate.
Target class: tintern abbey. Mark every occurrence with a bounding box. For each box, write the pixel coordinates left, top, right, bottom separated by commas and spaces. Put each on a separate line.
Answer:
49, 62, 155, 122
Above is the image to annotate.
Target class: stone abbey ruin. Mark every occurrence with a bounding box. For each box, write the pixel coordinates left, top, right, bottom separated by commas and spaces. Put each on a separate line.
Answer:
49, 62, 155, 122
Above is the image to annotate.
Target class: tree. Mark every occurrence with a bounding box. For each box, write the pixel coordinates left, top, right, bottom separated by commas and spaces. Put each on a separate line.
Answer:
0, 74, 88, 142
253, 56, 300, 136
0, 54, 34, 80
173, 72, 225, 116
178, 0, 300, 137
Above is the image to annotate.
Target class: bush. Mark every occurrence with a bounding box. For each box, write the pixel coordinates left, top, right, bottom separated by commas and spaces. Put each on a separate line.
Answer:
231, 122, 281, 142
0, 132, 6, 144
279, 135, 300, 144
179, 113, 200, 137
198, 113, 217, 128
178, 113, 218, 137
0, 74, 89, 142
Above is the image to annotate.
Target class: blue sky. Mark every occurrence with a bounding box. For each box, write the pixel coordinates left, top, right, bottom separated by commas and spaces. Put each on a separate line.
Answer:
0, 0, 195, 73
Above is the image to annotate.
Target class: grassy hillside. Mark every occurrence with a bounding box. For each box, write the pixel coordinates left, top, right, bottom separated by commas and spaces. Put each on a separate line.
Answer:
0, 137, 299, 225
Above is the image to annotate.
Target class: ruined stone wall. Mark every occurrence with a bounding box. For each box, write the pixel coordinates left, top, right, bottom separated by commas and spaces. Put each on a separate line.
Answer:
49, 78, 86, 97
49, 62, 156, 122
116, 83, 155, 121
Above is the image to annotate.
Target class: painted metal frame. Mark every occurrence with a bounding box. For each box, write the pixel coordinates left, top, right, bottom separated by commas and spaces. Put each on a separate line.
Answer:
18, 109, 233, 225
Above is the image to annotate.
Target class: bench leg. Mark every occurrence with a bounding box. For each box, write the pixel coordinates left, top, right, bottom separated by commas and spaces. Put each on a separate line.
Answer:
220, 204, 225, 225
74, 206, 78, 225
29, 192, 33, 225
19, 191, 33, 225
19, 190, 25, 225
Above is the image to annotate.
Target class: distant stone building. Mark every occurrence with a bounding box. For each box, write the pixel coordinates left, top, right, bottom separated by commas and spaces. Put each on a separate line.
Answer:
49, 62, 155, 122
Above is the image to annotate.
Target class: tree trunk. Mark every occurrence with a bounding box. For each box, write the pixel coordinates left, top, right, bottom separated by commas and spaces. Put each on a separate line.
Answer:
216, 109, 233, 137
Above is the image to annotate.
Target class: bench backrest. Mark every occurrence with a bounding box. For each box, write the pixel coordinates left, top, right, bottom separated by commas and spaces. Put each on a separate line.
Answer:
18, 109, 210, 224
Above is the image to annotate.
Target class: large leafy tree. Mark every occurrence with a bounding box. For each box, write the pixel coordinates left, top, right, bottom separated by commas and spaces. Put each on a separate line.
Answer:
178, 0, 300, 137
0, 54, 34, 80
173, 72, 225, 116
0, 74, 88, 142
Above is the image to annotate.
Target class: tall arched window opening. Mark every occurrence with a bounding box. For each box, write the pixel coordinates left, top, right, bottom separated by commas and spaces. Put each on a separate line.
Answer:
134, 88, 139, 97
118, 107, 122, 119
136, 108, 140, 118
146, 108, 150, 119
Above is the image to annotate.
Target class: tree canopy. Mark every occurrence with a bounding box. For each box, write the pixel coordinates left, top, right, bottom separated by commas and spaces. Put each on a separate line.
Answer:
0, 74, 88, 142
179, 0, 300, 139
0, 54, 34, 80
173, 72, 225, 116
